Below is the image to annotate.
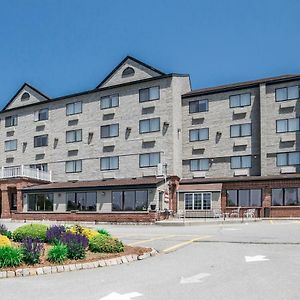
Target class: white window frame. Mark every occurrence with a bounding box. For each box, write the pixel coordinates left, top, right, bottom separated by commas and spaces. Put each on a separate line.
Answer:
184, 192, 212, 210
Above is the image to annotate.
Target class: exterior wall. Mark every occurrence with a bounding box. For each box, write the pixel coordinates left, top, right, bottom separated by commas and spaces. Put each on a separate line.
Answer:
23, 186, 160, 213
11, 211, 168, 223
5, 85, 48, 110
182, 87, 261, 178
260, 80, 300, 176
100, 59, 162, 88
0, 75, 190, 181
221, 178, 300, 218
177, 191, 221, 218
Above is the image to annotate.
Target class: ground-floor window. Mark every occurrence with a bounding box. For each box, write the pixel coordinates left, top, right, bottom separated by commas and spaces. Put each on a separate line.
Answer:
112, 190, 148, 211
66, 192, 97, 211
226, 189, 261, 207
184, 193, 212, 210
28, 193, 53, 211
272, 188, 300, 206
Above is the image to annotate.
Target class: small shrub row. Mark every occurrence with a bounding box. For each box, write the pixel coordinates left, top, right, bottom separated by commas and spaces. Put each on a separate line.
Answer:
12, 224, 48, 242
89, 235, 124, 253
0, 224, 124, 267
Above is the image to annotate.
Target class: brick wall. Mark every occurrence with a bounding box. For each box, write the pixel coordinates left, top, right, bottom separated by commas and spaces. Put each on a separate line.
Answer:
222, 178, 300, 217
11, 211, 169, 223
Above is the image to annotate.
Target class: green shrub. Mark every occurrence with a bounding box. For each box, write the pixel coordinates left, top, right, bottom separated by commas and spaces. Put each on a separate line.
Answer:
89, 234, 124, 253
47, 244, 68, 263
97, 228, 111, 237
13, 224, 48, 242
0, 246, 23, 268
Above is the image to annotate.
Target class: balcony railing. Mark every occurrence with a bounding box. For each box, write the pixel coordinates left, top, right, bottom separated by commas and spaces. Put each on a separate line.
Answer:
0, 165, 52, 182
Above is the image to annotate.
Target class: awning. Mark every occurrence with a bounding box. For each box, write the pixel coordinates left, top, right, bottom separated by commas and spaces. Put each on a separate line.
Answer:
177, 183, 222, 192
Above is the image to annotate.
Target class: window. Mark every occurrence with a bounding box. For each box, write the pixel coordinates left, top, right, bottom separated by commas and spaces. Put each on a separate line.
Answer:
139, 152, 160, 167
21, 92, 30, 101
4, 140, 17, 152
272, 188, 300, 206
275, 86, 299, 101
189, 128, 209, 141
29, 163, 48, 172
230, 123, 252, 137
34, 135, 48, 147
122, 67, 135, 77
66, 192, 97, 211
229, 93, 251, 108
226, 189, 262, 207
5, 115, 18, 127
139, 86, 160, 102
100, 156, 119, 170
189, 99, 208, 113
231, 156, 252, 169
28, 193, 53, 211
34, 108, 48, 121
112, 190, 148, 211
66, 129, 82, 143
139, 118, 160, 133
184, 193, 212, 210
276, 118, 300, 133
277, 152, 300, 166
190, 159, 209, 171
100, 94, 119, 109
65, 160, 82, 173
66, 101, 82, 115
100, 124, 119, 138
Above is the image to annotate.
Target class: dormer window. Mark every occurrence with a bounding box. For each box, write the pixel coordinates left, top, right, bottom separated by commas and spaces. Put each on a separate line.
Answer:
21, 92, 30, 101
122, 67, 135, 77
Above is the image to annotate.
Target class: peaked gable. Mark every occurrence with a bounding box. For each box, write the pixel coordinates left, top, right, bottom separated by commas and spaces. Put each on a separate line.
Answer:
3, 83, 50, 111
96, 56, 165, 88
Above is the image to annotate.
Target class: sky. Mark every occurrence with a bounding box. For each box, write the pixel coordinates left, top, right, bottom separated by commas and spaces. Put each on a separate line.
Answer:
1, 0, 300, 109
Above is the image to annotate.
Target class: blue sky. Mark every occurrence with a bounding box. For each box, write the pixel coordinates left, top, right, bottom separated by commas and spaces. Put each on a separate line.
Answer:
1, 0, 300, 108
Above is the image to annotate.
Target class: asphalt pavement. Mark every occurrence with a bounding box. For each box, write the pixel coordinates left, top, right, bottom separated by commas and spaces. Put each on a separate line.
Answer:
1, 220, 300, 300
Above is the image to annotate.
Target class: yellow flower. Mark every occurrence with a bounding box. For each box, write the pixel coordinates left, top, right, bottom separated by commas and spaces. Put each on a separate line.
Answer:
0, 235, 11, 247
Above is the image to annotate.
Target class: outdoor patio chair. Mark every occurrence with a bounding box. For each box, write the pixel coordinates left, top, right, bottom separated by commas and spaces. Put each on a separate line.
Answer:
230, 207, 241, 218
243, 208, 256, 218
213, 209, 224, 218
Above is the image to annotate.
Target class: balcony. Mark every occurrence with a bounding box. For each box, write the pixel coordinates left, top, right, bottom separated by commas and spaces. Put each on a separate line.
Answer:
0, 165, 52, 182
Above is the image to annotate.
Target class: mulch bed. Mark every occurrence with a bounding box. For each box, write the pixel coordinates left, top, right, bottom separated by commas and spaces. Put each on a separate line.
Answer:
0, 243, 151, 272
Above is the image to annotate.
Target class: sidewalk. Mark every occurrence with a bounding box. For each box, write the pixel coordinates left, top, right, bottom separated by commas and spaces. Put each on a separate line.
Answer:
155, 217, 262, 226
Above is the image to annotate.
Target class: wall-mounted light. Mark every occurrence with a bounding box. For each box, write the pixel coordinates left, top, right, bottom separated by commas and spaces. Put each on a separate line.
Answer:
88, 132, 94, 144
101, 191, 106, 196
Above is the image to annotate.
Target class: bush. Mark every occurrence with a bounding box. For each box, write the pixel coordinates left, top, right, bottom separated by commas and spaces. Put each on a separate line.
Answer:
0, 235, 11, 247
0, 224, 12, 239
89, 235, 124, 253
67, 225, 98, 240
21, 237, 44, 265
97, 228, 111, 237
47, 244, 68, 264
60, 233, 88, 260
13, 224, 48, 242
0, 246, 23, 268
46, 225, 66, 244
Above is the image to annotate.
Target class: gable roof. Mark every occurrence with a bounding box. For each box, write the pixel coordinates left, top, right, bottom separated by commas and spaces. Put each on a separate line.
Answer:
2, 83, 51, 111
95, 55, 166, 88
182, 74, 300, 98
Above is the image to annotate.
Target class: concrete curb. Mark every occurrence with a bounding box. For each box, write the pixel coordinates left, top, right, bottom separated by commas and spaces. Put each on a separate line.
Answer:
155, 218, 262, 226
0, 248, 158, 280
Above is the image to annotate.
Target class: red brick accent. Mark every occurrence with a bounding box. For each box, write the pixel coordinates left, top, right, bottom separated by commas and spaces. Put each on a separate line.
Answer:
11, 211, 169, 223
221, 179, 300, 218
1, 189, 11, 218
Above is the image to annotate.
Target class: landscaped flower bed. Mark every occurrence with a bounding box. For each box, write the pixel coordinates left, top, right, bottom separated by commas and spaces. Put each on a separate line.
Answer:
0, 223, 151, 274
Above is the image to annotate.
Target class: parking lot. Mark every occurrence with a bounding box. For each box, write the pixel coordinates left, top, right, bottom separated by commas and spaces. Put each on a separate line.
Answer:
1, 220, 300, 300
